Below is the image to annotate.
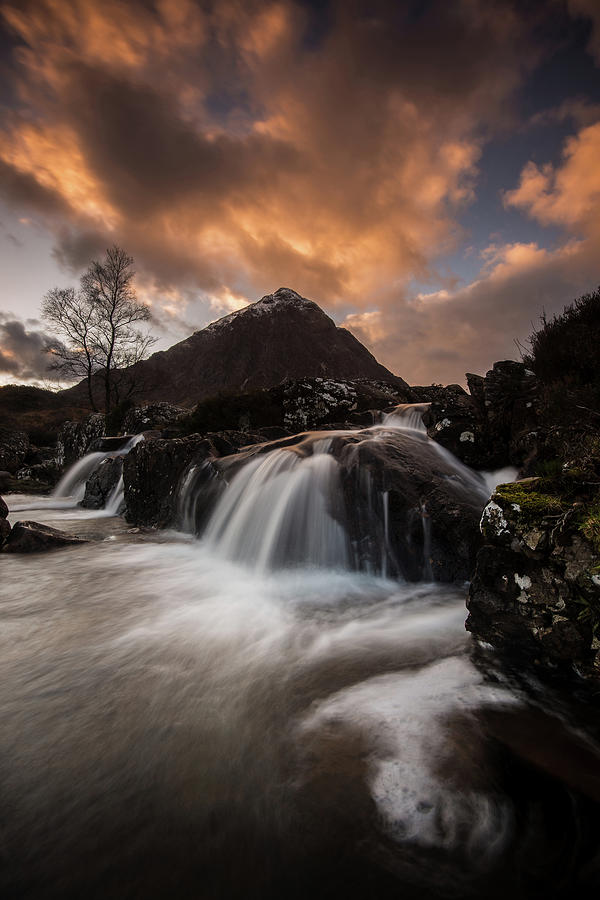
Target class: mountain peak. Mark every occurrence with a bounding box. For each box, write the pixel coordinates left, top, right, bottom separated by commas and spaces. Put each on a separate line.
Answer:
62, 287, 406, 407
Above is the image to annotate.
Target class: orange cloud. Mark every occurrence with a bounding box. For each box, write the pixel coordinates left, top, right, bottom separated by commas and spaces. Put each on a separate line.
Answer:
0, 0, 533, 314
504, 121, 600, 232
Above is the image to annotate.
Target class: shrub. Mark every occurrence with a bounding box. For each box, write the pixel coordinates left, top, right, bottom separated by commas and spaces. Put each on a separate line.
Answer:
526, 287, 600, 401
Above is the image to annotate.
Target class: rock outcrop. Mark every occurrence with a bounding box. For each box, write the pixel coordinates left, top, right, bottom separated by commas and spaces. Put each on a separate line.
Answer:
182, 378, 411, 436
121, 403, 187, 434
0, 427, 29, 473
3, 520, 87, 553
57, 414, 105, 467
415, 361, 538, 471
123, 431, 260, 528
467, 474, 600, 682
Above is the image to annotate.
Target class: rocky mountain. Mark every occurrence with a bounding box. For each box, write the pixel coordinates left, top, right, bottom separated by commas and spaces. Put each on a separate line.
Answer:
62, 288, 407, 409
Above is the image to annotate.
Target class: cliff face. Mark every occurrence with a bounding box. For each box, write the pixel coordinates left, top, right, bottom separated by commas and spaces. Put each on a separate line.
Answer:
62, 288, 406, 408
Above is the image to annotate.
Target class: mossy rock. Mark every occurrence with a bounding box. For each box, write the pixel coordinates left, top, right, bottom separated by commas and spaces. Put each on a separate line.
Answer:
494, 480, 564, 524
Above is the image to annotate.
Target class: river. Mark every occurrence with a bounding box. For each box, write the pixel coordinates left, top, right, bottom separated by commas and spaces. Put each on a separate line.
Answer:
1, 443, 599, 897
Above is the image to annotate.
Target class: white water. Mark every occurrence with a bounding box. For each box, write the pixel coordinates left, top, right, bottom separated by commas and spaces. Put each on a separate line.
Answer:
187, 404, 503, 577
203, 446, 349, 570
52, 451, 108, 502
0, 405, 596, 897
45, 433, 145, 515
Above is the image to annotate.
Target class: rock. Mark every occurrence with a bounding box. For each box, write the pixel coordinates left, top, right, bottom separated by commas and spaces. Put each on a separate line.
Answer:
121, 403, 187, 434
422, 383, 485, 469
0, 427, 29, 473
467, 474, 600, 683
81, 456, 124, 509
88, 436, 137, 453
415, 361, 539, 471
15, 461, 61, 487
57, 413, 105, 467
0, 495, 8, 518
3, 520, 87, 553
183, 378, 411, 436
123, 431, 259, 528
0, 517, 10, 545
331, 429, 487, 582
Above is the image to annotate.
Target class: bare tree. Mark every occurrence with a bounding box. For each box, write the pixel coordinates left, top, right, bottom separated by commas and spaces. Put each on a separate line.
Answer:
42, 286, 100, 410
42, 246, 157, 415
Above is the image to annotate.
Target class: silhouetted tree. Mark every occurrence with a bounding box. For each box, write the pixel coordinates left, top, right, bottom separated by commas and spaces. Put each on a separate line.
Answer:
42, 246, 156, 416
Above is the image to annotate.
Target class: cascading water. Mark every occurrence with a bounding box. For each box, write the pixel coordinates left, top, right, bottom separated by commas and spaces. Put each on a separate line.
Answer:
1, 402, 597, 900
53, 451, 109, 503
52, 433, 144, 512
182, 404, 495, 580
203, 442, 350, 570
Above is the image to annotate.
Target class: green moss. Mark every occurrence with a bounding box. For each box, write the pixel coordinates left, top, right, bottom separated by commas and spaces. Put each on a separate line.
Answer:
494, 480, 564, 521
579, 500, 600, 553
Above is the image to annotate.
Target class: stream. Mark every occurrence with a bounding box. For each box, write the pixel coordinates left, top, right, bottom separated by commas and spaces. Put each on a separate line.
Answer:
1, 423, 599, 898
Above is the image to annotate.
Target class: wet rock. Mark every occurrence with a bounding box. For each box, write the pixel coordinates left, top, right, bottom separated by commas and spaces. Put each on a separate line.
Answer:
415, 361, 539, 471
121, 403, 187, 434
467, 475, 600, 683
57, 414, 105, 467
332, 429, 487, 582
0, 427, 29, 473
123, 431, 259, 528
16, 461, 61, 488
422, 383, 485, 469
0, 517, 10, 545
81, 456, 124, 509
3, 520, 87, 553
88, 436, 137, 453
279, 378, 410, 432
183, 378, 411, 436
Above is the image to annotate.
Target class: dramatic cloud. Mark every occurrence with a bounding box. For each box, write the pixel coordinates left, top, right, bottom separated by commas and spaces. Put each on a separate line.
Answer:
0, 3, 535, 300
0, 0, 597, 383
348, 115, 600, 383
0, 313, 59, 382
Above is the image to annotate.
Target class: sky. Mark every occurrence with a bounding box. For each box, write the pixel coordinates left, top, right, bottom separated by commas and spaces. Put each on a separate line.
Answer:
0, 0, 599, 387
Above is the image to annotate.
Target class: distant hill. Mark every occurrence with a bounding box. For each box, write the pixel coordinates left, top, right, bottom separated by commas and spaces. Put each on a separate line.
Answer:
0, 385, 85, 444
62, 287, 407, 408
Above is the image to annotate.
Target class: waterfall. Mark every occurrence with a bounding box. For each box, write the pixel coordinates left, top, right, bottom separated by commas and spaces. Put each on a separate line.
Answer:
382, 402, 430, 432
203, 444, 350, 571
53, 451, 109, 502
180, 404, 493, 579
53, 434, 144, 512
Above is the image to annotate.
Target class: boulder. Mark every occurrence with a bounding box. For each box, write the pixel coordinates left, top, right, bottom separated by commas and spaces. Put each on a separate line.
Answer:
467, 474, 600, 683
414, 362, 539, 472
3, 520, 87, 553
81, 456, 124, 509
57, 414, 105, 467
0, 517, 10, 545
0, 427, 29, 473
16, 461, 61, 488
123, 431, 261, 528
121, 403, 187, 434
422, 383, 485, 469
332, 429, 487, 582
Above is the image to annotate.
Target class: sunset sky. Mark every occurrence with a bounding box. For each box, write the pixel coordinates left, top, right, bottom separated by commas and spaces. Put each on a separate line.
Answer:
0, 0, 599, 386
